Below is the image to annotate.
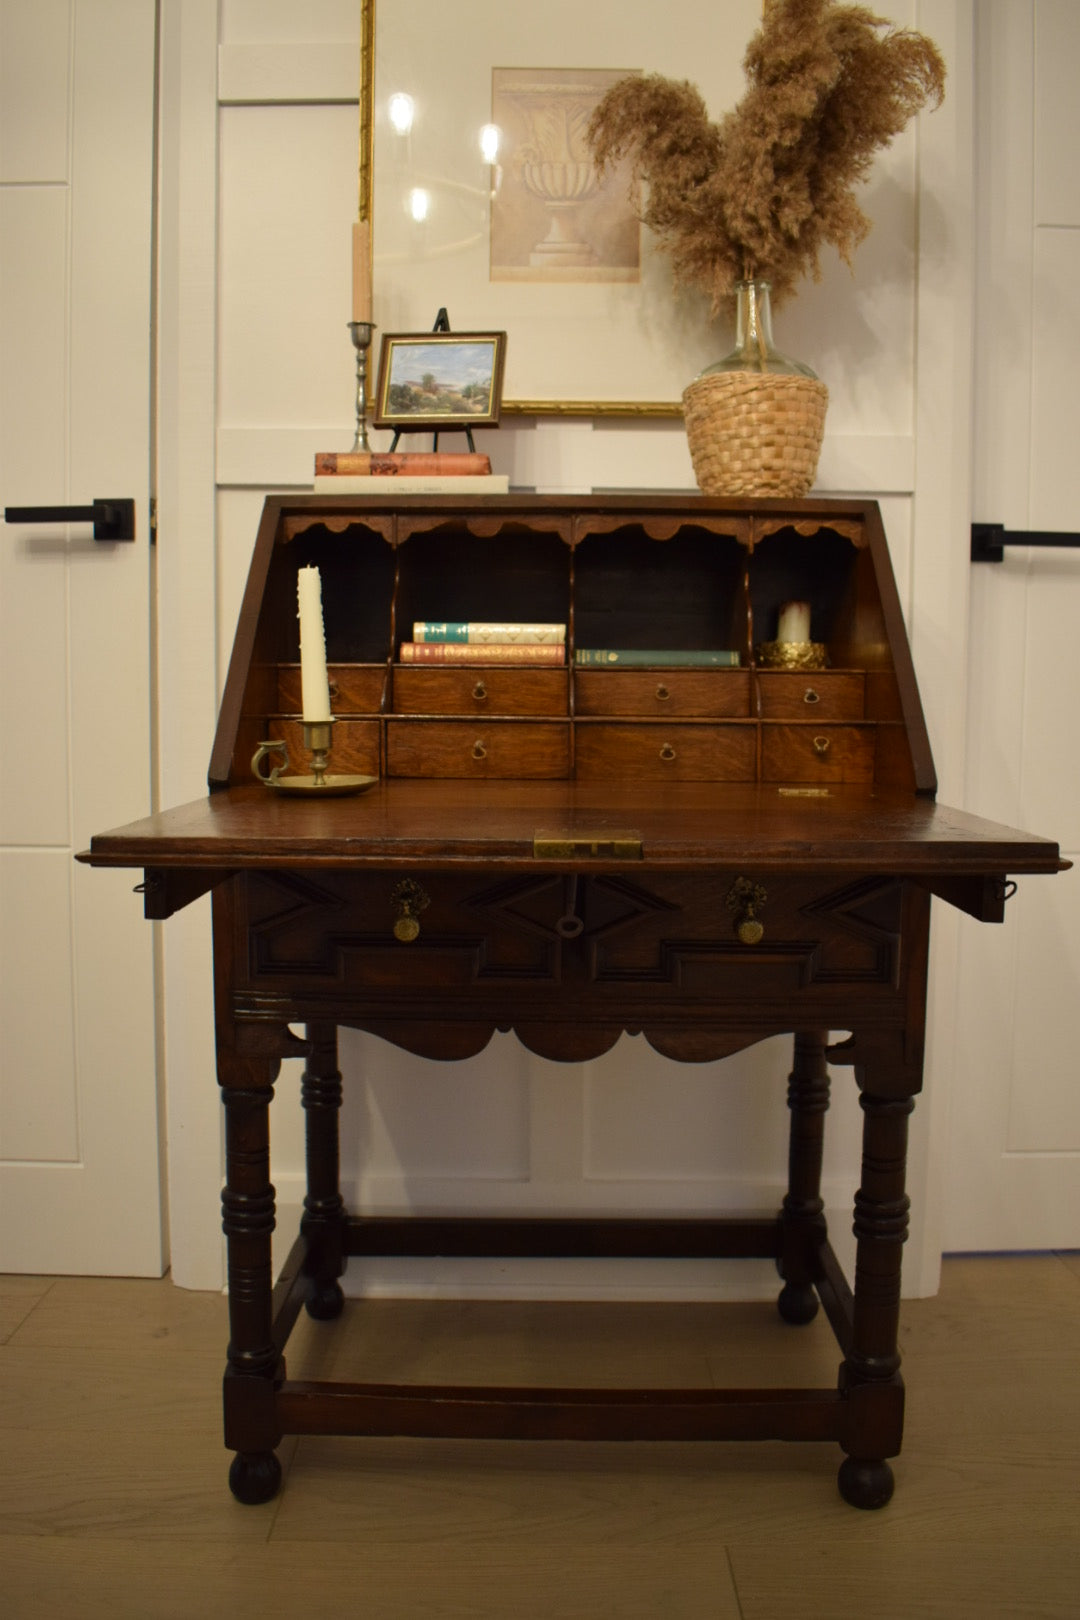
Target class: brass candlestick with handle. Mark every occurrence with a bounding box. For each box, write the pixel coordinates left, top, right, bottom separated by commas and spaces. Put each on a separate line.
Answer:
251, 719, 376, 796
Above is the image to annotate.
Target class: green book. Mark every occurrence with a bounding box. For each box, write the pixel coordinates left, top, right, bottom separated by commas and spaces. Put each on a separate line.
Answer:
573, 648, 742, 667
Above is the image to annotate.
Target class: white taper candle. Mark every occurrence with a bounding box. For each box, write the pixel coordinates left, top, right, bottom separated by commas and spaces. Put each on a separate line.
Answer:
777, 600, 812, 643
297, 566, 332, 721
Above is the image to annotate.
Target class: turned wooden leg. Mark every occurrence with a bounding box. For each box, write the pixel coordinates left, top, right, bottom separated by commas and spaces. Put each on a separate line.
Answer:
837, 1086, 914, 1509
301, 1021, 347, 1320
219, 1054, 283, 1505
777, 1030, 830, 1325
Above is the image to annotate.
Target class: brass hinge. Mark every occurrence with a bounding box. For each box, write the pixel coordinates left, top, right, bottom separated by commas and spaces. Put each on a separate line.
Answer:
533, 832, 642, 859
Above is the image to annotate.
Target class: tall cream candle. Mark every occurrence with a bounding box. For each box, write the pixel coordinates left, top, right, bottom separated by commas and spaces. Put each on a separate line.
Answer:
297, 566, 332, 721
777, 600, 812, 643
351, 219, 372, 323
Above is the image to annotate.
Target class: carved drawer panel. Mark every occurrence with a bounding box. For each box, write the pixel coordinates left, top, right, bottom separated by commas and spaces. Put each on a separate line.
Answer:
392, 665, 569, 717
574, 668, 751, 718
574, 721, 756, 781
386, 718, 571, 778
761, 723, 876, 783
277, 663, 387, 713
273, 717, 381, 776
237, 870, 908, 1023
755, 670, 865, 720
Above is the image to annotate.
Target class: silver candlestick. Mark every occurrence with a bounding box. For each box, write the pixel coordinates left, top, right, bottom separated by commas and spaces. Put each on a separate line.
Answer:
348, 320, 376, 451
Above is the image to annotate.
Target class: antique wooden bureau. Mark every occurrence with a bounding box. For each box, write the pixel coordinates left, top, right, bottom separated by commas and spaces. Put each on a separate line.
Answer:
81, 492, 1065, 1508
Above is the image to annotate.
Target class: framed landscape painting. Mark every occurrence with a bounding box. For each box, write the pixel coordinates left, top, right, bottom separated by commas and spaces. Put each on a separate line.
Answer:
372, 331, 507, 430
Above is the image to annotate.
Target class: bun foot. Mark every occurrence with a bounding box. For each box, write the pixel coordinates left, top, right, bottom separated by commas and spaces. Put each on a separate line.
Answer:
776, 1281, 819, 1325
229, 1449, 282, 1505
837, 1456, 895, 1510
305, 1278, 345, 1320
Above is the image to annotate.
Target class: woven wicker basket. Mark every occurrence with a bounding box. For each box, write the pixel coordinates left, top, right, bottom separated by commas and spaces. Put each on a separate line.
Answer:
682, 370, 828, 498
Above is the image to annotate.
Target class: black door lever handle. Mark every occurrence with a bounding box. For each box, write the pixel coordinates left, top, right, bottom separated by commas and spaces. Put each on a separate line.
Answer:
4, 497, 135, 541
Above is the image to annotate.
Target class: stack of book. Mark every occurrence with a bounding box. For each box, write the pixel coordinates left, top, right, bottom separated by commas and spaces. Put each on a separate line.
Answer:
313, 451, 509, 494
398, 622, 566, 664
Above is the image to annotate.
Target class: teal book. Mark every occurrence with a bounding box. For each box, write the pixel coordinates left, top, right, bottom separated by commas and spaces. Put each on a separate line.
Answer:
574, 648, 742, 667
412, 621, 565, 645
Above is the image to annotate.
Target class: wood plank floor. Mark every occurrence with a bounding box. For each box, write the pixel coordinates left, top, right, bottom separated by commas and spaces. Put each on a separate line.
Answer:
2, 1255, 1079, 1618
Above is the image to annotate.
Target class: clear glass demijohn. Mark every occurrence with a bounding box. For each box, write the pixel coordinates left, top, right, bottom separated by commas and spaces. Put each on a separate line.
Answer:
698, 278, 818, 380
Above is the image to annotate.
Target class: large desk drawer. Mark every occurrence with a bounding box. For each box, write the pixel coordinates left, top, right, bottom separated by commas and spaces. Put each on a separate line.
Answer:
235, 868, 909, 1026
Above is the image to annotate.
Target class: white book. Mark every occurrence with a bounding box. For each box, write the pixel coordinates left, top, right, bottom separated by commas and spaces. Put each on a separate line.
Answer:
313, 474, 510, 494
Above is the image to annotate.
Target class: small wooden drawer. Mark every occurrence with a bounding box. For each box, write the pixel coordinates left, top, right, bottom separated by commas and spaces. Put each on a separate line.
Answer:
575, 722, 756, 781
575, 668, 751, 718
386, 719, 570, 778
277, 663, 387, 714
761, 723, 875, 783
273, 717, 381, 776
393, 666, 569, 717
755, 671, 865, 720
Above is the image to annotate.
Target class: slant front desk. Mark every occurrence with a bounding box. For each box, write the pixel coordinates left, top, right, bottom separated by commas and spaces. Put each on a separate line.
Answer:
82, 494, 1065, 1508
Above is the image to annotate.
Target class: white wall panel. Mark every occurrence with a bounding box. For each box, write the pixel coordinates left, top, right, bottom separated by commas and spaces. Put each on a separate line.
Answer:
0, 850, 78, 1160
0, 0, 70, 182
217, 102, 360, 430
1007, 870, 1080, 1151
1029, 229, 1080, 532
338, 1029, 531, 1183
1034, 0, 1080, 225
221, 0, 358, 43
0, 187, 71, 846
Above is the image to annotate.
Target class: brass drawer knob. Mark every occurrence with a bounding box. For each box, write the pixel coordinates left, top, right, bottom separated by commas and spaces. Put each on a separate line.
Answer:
726, 877, 767, 945
472, 738, 487, 759
813, 734, 830, 755
803, 687, 819, 704
472, 680, 488, 702
655, 683, 671, 701
391, 878, 430, 943
659, 742, 677, 761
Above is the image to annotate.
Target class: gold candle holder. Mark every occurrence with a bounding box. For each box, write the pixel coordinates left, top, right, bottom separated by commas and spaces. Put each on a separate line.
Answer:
251, 719, 376, 796
754, 640, 829, 670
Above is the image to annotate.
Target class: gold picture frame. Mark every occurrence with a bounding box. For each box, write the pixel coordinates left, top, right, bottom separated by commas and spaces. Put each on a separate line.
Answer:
373, 330, 507, 432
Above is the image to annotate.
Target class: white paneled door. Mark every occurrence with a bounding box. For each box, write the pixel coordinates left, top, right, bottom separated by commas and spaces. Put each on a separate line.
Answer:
947, 0, 1080, 1250
0, 0, 163, 1272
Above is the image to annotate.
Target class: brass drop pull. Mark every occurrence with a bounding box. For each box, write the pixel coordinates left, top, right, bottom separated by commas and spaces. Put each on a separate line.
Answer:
803, 687, 819, 705
726, 877, 767, 945
659, 742, 677, 761
391, 878, 430, 943
472, 680, 488, 702
812, 735, 830, 756
655, 683, 671, 701
328, 679, 340, 700
472, 738, 487, 759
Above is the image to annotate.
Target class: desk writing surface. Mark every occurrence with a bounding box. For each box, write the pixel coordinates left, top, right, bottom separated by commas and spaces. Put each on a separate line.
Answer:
82, 780, 1064, 877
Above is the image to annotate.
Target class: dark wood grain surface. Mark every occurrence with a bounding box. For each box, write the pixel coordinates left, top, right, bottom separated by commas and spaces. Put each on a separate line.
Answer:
80, 780, 1065, 874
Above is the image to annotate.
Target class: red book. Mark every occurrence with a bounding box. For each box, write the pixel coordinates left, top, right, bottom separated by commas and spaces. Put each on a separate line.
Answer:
398, 642, 565, 664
